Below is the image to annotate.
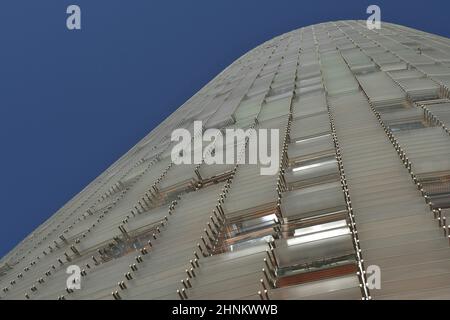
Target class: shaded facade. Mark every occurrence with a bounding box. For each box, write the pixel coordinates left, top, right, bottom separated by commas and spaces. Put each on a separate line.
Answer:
2, 20, 450, 299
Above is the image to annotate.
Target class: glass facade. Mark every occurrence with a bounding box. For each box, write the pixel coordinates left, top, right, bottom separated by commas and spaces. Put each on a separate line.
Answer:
1, 20, 450, 300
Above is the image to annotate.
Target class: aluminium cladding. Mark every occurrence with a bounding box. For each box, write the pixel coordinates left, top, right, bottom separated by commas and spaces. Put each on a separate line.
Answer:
2, 20, 450, 300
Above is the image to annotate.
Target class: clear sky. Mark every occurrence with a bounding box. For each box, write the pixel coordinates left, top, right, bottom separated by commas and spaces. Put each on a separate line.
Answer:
0, 0, 449, 258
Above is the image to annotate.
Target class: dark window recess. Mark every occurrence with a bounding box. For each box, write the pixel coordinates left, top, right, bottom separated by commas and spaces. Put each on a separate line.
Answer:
390, 121, 426, 132
421, 175, 450, 209
211, 205, 278, 255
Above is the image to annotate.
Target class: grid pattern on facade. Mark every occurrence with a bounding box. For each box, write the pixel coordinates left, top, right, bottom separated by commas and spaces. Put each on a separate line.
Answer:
1, 20, 450, 300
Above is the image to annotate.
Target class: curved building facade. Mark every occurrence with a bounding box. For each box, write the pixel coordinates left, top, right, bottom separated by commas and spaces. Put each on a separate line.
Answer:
2, 20, 450, 300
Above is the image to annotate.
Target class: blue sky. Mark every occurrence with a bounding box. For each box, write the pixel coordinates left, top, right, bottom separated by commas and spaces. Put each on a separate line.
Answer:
0, 0, 449, 258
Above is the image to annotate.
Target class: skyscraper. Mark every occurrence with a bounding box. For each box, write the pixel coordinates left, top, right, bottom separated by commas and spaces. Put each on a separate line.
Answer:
1, 20, 450, 300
